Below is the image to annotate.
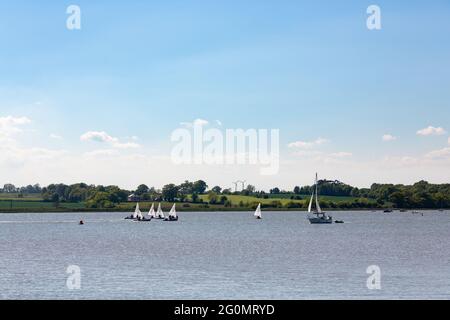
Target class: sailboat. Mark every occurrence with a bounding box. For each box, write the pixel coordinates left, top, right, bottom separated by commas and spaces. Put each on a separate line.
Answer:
135, 203, 145, 221
164, 203, 178, 221
148, 203, 156, 218
138, 203, 153, 222
307, 173, 333, 224
125, 202, 141, 220
254, 203, 262, 219
155, 203, 165, 219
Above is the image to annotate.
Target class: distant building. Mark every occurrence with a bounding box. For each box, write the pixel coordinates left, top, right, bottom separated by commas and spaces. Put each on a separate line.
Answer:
127, 194, 140, 202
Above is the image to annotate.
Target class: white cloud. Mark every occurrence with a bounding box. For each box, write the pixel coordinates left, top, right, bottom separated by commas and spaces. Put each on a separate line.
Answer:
84, 149, 119, 157
292, 150, 352, 164
292, 150, 323, 157
288, 137, 328, 149
113, 142, 141, 149
0, 144, 67, 168
50, 133, 63, 140
80, 131, 116, 143
329, 152, 352, 158
0, 116, 31, 137
382, 134, 396, 142
417, 126, 446, 136
425, 147, 450, 159
80, 131, 140, 149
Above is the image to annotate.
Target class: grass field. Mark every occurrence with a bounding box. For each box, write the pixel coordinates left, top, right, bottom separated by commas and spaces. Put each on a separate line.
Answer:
199, 194, 302, 205
0, 200, 85, 210
199, 194, 359, 205
0, 193, 43, 200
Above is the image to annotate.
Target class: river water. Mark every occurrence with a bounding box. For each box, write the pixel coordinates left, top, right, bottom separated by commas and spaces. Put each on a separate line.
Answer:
0, 210, 449, 299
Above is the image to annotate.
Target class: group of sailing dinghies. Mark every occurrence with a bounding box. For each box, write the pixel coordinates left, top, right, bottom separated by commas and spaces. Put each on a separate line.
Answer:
125, 173, 342, 224
125, 203, 178, 222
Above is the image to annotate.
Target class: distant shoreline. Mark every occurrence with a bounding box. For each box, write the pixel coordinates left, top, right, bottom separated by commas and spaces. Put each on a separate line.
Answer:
0, 208, 446, 214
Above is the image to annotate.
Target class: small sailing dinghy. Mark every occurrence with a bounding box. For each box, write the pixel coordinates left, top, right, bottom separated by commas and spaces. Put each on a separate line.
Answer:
164, 203, 178, 221
254, 203, 262, 219
138, 203, 153, 222
148, 203, 156, 218
125, 203, 140, 220
307, 173, 333, 224
135, 203, 145, 221
155, 203, 165, 219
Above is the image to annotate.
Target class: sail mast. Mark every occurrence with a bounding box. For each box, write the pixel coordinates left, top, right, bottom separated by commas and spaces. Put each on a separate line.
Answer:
315, 173, 322, 214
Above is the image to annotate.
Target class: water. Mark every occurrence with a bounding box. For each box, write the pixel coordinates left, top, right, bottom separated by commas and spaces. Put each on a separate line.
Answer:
0, 211, 449, 299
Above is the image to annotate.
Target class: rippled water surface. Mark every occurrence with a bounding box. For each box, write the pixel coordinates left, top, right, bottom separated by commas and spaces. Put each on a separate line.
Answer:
1, 211, 449, 299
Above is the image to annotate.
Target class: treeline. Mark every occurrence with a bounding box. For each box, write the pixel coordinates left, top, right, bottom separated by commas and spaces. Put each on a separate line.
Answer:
0, 183, 42, 194
37, 180, 210, 208
41, 183, 129, 208
1, 179, 449, 209
272, 180, 450, 209
366, 181, 450, 209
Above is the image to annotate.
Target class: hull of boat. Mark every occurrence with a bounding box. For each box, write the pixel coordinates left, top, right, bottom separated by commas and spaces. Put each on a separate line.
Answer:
308, 216, 333, 224
164, 217, 178, 221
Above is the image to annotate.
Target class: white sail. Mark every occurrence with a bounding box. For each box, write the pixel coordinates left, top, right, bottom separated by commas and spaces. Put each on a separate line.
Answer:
315, 195, 322, 213
157, 203, 165, 218
169, 203, 177, 217
133, 203, 141, 219
254, 203, 262, 218
134, 203, 142, 219
308, 192, 314, 213
148, 203, 156, 218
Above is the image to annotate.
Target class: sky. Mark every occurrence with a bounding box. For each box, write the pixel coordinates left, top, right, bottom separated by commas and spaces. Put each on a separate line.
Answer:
1, 0, 449, 191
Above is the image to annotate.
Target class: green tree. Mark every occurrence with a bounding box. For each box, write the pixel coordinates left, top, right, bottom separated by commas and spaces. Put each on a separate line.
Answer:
162, 184, 179, 201
222, 188, 232, 195
192, 180, 208, 194
135, 184, 149, 196
179, 180, 194, 195
208, 191, 218, 204
388, 191, 406, 208
219, 195, 228, 204
270, 187, 280, 194
211, 186, 222, 194
191, 193, 199, 203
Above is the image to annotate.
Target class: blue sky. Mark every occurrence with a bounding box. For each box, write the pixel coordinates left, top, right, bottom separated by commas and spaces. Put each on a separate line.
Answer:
1, 1, 449, 189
